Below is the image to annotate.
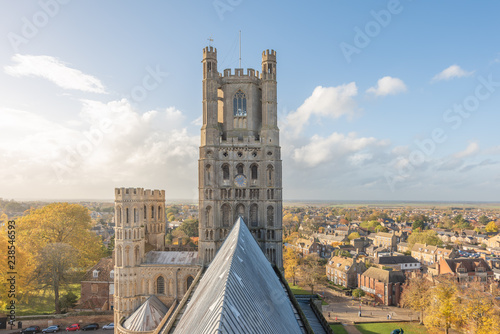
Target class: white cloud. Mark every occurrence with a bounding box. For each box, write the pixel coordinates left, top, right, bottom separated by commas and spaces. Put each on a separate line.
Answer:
292, 132, 386, 168
4, 54, 107, 93
432, 65, 474, 82
454, 141, 479, 159
366, 76, 407, 96
286, 83, 358, 134
0, 99, 199, 200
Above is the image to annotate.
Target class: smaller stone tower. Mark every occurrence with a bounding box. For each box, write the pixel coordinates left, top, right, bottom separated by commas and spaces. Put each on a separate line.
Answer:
113, 187, 165, 324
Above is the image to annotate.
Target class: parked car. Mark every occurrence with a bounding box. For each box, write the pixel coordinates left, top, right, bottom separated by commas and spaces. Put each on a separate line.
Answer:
102, 323, 114, 330
82, 324, 99, 331
42, 326, 60, 333
22, 326, 41, 334
65, 324, 80, 332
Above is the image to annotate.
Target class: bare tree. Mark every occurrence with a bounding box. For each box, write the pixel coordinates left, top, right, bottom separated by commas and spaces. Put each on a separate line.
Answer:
32, 243, 77, 313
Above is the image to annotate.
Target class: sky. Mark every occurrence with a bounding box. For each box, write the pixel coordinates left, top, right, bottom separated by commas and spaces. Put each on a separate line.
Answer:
1, 1, 500, 202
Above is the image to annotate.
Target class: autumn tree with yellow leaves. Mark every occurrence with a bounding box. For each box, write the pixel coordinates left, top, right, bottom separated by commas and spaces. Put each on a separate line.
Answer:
400, 273, 432, 324
283, 247, 301, 286
0, 203, 105, 313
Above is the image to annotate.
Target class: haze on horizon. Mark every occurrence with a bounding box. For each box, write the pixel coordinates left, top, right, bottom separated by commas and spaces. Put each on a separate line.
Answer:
1, 1, 499, 202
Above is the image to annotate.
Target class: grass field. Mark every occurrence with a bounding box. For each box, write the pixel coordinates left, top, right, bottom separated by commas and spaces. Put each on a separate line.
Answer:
288, 283, 312, 295
355, 322, 429, 334
330, 324, 348, 334
16, 284, 81, 316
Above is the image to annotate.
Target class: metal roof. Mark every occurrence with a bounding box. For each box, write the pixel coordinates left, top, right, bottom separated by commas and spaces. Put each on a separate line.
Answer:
173, 218, 303, 334
122, 295, 169, 332
144, 251, 199, 265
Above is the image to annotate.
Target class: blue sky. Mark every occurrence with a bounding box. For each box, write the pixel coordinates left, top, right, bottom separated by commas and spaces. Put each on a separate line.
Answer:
1, 0, 500, 201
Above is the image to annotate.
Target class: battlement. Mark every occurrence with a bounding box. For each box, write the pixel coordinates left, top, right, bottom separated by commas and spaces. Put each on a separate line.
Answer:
203, 46, 217, 59
262, 49, 276, 61
222, 68, 260, 79
115, 187, 165, 201
144, 189, 165, 200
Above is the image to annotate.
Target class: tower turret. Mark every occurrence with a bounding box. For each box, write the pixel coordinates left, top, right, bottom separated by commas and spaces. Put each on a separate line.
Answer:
201, 46, 220, 146
261, 50, 279, 146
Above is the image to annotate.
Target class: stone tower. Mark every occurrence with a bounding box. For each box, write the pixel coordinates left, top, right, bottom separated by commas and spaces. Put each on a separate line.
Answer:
113, 187, 165, 323
198, 46, 283, 269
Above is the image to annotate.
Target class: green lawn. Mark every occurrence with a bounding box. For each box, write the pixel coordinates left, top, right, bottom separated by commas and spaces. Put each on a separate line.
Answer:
355, 322, 429, 334
16, 284, 81, 315
288, 283, 312, 295
330, 324, 348, 334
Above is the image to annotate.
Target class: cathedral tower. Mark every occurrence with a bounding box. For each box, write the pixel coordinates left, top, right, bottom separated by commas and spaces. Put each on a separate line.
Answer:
198, 47, 283, 269
113, 187, 165, 323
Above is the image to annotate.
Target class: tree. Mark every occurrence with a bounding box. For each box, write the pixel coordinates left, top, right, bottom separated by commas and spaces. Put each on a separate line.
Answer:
413, 220, 425, 230
59, 291, 78, 312
32, 243, 77, 314
478, 215, 489, 225
457, 282, 500, 333
16, 203, 105, 269
297, 255, 326, 295
178, 218, 199, 237
424, 278, 461, 334
347, 232, 360, 240
283, 248, 301, 286
352, 288, 365, 298
400, 274, 432, 324
407, 230, 443, 249
485, 221, 498, 233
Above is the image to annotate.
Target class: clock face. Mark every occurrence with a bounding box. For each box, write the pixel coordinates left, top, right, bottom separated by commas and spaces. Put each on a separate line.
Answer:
234, 174, 247, 187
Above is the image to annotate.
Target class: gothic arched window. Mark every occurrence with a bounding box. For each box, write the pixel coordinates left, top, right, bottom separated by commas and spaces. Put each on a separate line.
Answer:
267, 206, 274, 227
235, 203, 245, 222
156, 276, 165, 294
222, 204, 231, 227
222, 164, 230, 180
250, 204, 258, 227
233, 90, 247, 116
236, 163, 244, 175
251, 164, 258, 180
206, 206, 212, 228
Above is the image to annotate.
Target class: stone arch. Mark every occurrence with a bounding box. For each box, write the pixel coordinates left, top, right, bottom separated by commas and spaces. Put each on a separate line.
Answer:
116, 245, 122, 267
267, 164, 274, 186
222, 203, 231, 227
156, 275, 165, 294
236, 163, 244, 175
124, 246, 130, 266
250, 204, 258, 227
134, 245, 140, 265
235, 203, 245, 222
267, 205, 274, 227
205, 206, 212, 228
251, 164, 258, 180
222, 164, 230, 180
116, 206, 122, 226
205, 164, 211, 183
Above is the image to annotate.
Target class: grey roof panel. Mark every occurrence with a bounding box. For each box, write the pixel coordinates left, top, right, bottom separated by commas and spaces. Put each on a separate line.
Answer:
144, 251, 199, 265
123, 295, 169, 332
173, 218, 302, 334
